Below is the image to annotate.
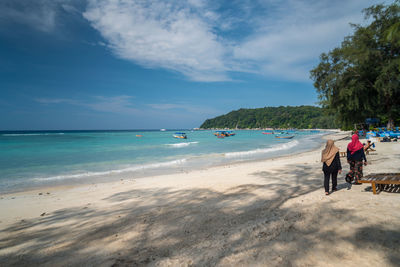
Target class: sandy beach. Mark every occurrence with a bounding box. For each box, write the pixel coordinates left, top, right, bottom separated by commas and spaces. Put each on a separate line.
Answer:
0, 131, 399, 266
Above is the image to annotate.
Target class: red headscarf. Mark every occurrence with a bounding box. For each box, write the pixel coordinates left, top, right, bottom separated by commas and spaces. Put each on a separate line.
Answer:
347, 134, 364, 154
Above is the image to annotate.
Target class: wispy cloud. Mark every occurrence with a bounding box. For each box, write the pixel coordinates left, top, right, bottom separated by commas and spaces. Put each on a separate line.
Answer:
35, 96, 222, 123
148, 103, 221, 115
0, 0, 58, 32
85, 95, 139, 114
83, 0, 389, 82
231, 0, 389, 81
35, 95, 140, 115
35, 98, 76, 104
0, 0, 83, 33
3, 0, 391, 82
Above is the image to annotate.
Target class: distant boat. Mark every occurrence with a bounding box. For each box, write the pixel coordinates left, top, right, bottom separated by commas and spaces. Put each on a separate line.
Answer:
173, 132, 187, 139
275, 135, 294, 139
136, 135, 143, 137
160, 129, 166, 131
214, 130, 235, 137
262, 131, 274, 134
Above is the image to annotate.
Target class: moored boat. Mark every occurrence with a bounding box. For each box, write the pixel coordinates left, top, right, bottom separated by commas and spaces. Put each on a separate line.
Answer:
214, 130, 235, 137
275, 135, 294, 139
173, 132, 187, 139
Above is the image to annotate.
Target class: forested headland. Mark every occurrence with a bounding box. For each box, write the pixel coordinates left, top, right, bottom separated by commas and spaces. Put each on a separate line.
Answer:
200, 106, 338, 129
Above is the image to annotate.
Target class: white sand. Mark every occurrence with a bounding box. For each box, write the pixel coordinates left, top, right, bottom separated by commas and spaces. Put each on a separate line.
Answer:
0, 132, 399, 266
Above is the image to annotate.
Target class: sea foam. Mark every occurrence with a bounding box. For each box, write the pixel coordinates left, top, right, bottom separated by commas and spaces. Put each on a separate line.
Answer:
224, 140, 299, 158
31, 159, 187, 182
166, 142, 199, 148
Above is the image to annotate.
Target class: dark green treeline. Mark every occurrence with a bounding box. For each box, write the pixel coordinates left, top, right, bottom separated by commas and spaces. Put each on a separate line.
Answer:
200, 106, 339, 129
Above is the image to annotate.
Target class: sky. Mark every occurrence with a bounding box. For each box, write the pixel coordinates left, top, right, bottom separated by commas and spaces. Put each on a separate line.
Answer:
0, 0, 393, 130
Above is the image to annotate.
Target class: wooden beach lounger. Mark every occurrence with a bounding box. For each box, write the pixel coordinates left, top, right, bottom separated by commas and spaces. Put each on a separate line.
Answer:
359, 173, 400, 194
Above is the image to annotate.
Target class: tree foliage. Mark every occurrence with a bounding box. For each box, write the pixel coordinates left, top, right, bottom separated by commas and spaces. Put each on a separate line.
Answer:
310, 1, 400, 129
200, 106, 339, 129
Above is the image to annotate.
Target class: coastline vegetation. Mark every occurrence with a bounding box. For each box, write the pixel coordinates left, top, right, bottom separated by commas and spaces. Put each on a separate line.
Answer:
200, 106, 338, 129
310, 1, 400, 129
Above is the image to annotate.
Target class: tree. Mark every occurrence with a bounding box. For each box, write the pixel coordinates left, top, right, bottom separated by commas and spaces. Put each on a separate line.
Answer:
199, 106, 339, 129
310, 1, 400, 129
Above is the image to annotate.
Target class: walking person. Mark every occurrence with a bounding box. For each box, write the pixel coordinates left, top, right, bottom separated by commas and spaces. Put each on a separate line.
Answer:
321, 140, 342, 195
346, 134, 367, 184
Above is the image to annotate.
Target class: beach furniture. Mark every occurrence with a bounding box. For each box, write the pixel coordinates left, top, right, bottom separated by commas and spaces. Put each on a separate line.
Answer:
359, 173, 400, 194
364, 142, 375, 155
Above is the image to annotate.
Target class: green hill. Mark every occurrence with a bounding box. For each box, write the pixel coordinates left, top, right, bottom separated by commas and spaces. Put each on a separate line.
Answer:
200, 106, 338, 129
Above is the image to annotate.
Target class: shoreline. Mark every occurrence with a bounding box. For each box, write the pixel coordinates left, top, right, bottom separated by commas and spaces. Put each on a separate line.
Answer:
0, 131, 345, 224
0, 131, 334, 195
1, 131, 340, 197
1, 130, 399, 266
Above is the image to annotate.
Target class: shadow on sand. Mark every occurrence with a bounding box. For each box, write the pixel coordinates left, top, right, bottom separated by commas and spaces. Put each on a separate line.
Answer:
0, 164, 399, 266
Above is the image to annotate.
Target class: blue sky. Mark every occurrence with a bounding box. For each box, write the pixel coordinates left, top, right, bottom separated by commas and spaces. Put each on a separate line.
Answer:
0, 0, 392, 130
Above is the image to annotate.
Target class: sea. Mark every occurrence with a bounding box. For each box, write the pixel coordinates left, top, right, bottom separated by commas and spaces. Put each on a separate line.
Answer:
0, 129, 329, 193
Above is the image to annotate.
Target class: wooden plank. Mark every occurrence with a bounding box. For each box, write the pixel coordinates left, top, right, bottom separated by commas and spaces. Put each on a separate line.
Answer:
375, 181, 400, 185
358, 180, 400, 185
358, 173, 400, 195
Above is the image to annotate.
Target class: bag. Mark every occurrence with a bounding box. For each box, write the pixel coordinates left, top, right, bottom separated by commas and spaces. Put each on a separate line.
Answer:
345, 173, 354, 183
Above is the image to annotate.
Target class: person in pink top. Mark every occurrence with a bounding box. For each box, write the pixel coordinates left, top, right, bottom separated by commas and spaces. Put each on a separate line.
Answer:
346, 134, 367, 184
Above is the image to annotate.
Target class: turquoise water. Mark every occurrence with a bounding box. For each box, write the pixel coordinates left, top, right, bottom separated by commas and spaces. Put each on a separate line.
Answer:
0, 130, 327, 193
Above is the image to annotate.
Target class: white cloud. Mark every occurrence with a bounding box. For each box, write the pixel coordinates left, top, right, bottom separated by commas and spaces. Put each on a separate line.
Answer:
5, 0, 392, 82
83, 0, 229, 82
82, 0, 391, 82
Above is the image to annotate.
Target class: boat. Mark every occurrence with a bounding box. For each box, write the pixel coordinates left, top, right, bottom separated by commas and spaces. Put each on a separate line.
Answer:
173, 132, 187, 139
136, 135, 143, 137
214, 130, 235, 137
160, 129, 166, 131
275, 135, 294, 139
262, 131, 274, 134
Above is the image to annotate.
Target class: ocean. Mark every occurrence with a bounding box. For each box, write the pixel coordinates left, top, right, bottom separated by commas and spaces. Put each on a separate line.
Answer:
0, 130, 328, 193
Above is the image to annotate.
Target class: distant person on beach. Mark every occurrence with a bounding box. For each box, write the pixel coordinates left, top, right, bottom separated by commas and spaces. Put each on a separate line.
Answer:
346, 134, 367, 184
321, 140, 342, 195
363, 140, 375, 154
